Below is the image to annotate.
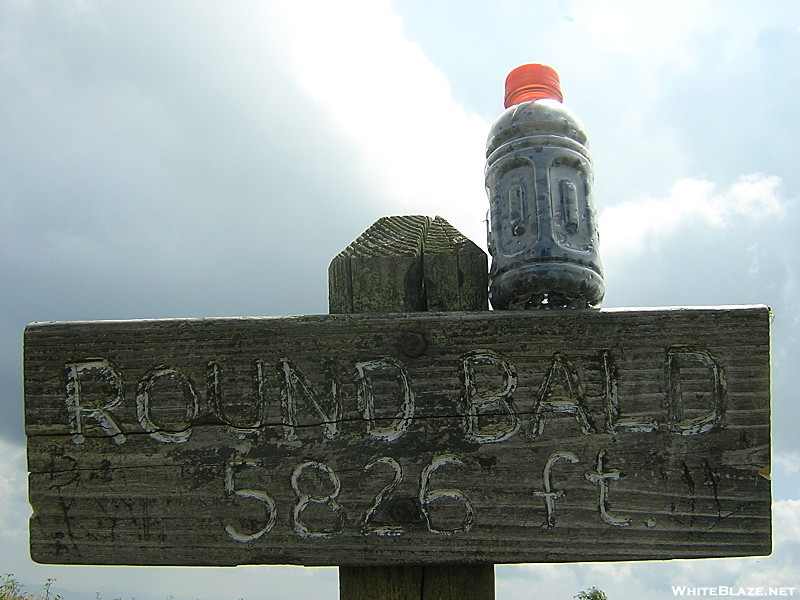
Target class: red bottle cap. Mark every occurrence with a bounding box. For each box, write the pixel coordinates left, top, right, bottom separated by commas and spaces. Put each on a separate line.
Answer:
504, 64, 563, 108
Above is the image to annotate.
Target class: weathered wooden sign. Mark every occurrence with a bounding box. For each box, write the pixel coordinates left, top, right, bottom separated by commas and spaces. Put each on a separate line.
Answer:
24, 306, 771, 566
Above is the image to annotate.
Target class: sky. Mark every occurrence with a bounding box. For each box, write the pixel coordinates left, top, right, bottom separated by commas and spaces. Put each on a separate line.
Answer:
1, 0, 799, 598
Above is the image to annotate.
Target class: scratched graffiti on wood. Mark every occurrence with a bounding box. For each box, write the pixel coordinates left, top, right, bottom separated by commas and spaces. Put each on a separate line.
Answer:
24, 306, 771, 566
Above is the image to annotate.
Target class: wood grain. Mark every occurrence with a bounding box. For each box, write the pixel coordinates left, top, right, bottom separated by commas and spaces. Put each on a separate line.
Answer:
25, 306, 772, 566
332, 215, 492, 599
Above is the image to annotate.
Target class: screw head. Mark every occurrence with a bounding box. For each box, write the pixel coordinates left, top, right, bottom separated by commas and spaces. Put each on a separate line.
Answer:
398, 332, 426, 358
391, 497, 422, 523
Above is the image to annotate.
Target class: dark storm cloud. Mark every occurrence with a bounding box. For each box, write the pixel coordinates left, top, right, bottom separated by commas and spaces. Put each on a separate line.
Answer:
1, 2, 387, 444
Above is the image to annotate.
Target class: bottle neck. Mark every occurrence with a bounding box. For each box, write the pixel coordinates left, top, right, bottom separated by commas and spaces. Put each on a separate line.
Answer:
505, 86, 563, 108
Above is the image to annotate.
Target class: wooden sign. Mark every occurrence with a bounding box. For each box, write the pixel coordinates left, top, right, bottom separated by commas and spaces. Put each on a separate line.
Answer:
24, 306, 771, 566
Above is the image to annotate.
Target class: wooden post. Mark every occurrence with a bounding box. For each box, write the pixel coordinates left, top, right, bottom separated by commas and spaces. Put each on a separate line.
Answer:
329, 215, 494, 600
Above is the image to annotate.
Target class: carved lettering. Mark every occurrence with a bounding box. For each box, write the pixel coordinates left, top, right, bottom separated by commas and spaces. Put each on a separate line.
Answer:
207, 360, 268, 431
532, 451, 580, 528
278, 359, 340, 441
356, 358, 414, 442
585, 450, 631, 527
666, 347, 727, 435
60, 345, 734, 445
224, 459, 277, 543
291, 461, 345, 539
419, 455, 474, 536
460, 350, 520, 444
65, 360, 126, 445
530, 353, 595, 437
135, 367, 199, 443
602, 350, 657, 434
361, 457, 404, 537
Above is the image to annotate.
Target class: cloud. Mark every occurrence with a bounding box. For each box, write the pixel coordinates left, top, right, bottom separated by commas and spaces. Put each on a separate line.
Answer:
599, 173, 785, 266
0, 438, 27, 540
3, 2, 800, 600
774, 453, 800, 478
271, 0, 490, 248
1, 2, 428, 327
774, 499, 800, 545
570, 0, 715, 70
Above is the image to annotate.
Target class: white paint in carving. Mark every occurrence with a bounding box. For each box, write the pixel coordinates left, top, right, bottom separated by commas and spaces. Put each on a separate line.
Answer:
585, 449, 631, 527
666, 347, 727, 435
460, 350, 520, 444
135, 367, 198, 443
419, 454, 474, 535
65, 359, 126, 445
207, 360, 269, 434
532, 451, 580, 528
356, 357, 414, 442
601, 350, 657, 434
278, 359, 339, 441
224, 459, 277, 543
361, 456, 404, 537
290, 460, 344, 539
530, 353, 595, 437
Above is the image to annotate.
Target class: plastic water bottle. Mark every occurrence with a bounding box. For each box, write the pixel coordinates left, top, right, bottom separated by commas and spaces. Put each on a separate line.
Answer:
486, 64, 604, 309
